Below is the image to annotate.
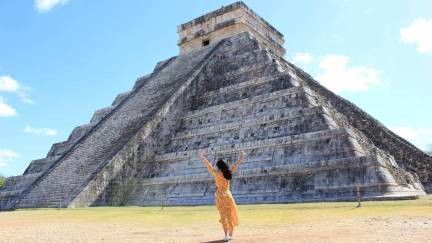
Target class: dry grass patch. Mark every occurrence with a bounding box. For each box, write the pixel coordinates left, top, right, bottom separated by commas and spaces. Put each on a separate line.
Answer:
1, 195, 431, 242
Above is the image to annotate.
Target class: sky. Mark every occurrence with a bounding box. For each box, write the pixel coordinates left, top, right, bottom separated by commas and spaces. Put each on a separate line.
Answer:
0, 0, 431, 177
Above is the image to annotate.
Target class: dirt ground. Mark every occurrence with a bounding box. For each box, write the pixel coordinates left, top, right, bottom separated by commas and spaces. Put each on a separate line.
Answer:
1, 195, 431, 243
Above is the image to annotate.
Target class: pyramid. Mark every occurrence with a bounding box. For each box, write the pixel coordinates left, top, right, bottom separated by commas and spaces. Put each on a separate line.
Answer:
1, 2, 431, 210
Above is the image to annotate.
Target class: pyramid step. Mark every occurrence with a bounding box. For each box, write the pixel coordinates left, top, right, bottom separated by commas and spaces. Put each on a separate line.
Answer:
24, 156, 61, 174
199, 72, 290, 99
0, 173, 43, 193
151, 142, 364, 178
175, 106, 330, 139
68, 124, 93, 143
165, 107, 334, 153
182, 104, 324, 133
139, 156, 378, 186
0, 173, 44, 209
44, 124, 94, 159
192, 73, 295, 110
153, 56, 176, 73
46, 141, 69, 157
185, 86, 306, 118
218, 47, 271, 68
112, 91, 132, 106
155, 128, 365, 163
90, 106, 114, 125
196, 59, 278, 95
224, 47, 267, 60
132, 74, 152, 90
181, 86, 313, 129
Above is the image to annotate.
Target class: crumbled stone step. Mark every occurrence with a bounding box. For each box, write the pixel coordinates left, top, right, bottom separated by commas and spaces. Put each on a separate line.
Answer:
111, 91, 132, 106
24, 156, 61, 174
90, 106, 115, 125
69, 123, 93, 139
46, 141, 69, 157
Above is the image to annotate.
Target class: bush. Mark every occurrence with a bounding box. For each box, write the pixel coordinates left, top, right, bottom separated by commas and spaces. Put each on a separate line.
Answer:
0, 175, 5, 188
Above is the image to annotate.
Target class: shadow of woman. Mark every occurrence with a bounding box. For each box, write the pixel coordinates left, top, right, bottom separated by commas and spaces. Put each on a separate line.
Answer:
201, 240, 227, 243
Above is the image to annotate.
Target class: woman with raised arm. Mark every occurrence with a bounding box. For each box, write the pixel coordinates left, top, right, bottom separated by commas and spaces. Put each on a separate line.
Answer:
199, 149, 246, 242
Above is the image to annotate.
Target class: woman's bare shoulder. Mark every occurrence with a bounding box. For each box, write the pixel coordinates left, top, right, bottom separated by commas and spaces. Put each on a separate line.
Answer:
214, 169, 224, 177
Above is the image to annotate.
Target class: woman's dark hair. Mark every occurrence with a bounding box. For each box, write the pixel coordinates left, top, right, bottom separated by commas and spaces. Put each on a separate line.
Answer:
216, 159, 232, 180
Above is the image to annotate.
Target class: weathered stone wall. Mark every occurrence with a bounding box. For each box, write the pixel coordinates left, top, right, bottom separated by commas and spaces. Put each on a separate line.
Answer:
280, 60, 432, 193
178, 2, 285, 57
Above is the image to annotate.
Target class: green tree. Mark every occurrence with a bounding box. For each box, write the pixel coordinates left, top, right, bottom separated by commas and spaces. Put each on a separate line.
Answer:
0, 174, 5, 188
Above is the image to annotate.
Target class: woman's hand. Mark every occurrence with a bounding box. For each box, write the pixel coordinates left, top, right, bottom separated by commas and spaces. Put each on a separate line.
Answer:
199, 149, 216, 176
231, 150, 246, 173
199, 149, 206, 159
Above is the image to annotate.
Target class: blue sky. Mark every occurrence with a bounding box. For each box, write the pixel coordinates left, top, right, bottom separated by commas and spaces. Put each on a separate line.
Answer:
0, 0, 431, 177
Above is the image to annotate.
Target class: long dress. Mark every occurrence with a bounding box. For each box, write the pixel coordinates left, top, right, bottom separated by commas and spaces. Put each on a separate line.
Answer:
204, 162, 240, 229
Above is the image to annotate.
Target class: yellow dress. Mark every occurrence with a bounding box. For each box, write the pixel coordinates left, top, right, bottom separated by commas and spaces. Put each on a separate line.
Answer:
204, 162, 240, 229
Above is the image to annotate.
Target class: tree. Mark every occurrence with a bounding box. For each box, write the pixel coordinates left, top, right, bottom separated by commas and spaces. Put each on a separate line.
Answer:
0, 174, 5, 188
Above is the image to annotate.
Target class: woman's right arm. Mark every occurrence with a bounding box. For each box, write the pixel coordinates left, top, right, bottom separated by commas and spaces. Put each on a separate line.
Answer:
231, 151, 246, 173
199, 149, 216, 176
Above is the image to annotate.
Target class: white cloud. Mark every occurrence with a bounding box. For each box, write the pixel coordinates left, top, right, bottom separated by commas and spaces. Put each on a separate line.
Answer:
390, 126, 432, 151
0, 149, 20, 168
400, 18, 432, 54
0, 97, 17, 117
35, 0, 70, 13
316, 55, 381, 93
0, 76, 19, 92
291, 52, 314, 65
0, 76, 33, 104
24, 125, 58, 136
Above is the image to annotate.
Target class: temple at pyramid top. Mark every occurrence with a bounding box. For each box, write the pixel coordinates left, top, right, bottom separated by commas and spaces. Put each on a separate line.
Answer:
177, 1, 285, 57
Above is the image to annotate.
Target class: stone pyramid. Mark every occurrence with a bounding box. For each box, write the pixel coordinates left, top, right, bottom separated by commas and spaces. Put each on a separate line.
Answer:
1, 2, 431, 210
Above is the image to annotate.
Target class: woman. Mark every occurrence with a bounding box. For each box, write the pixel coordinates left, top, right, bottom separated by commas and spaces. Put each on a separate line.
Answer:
199, 149, 246, 241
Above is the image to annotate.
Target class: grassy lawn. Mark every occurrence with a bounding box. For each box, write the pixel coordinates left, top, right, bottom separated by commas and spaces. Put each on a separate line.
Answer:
1, 195, 431, 242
